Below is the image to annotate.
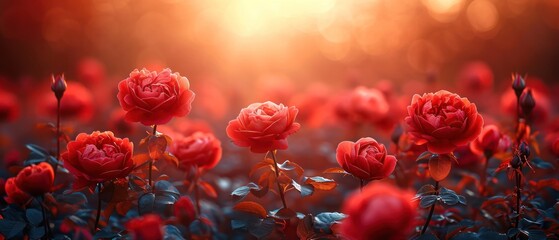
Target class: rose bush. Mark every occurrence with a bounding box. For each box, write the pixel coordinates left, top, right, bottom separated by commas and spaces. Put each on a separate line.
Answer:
117, 68, 195, 126
226, 101, 300, 153
336, 137, 397, 181
340, 183, 417, 240
15, 162, 54, 196
61, 131, 134, 190
170, 131, 222, 170
405, 90, 484, 154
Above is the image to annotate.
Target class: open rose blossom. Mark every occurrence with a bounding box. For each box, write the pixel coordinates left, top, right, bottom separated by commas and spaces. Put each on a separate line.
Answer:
170, 131, 222, 170
336, 138, 397, 181
15, 162, 54, 196
174, 196, 196, 227
226, 101, 301, 153
341, 183, 417, 240
405, 90, 484, 154
126, 214, 164, 240
117, 68, 195, 126
4, 178, 31, 206
61, 131, 134, 190
470, 124, 511, 157
335, 87, 389, 125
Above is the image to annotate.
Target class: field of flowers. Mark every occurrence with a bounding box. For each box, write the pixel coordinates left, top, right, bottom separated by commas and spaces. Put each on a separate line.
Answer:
1, 1, 559, 240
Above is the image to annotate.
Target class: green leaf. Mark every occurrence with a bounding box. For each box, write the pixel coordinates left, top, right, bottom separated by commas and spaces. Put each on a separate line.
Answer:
0, 219, 27, 239
420, 195, 438, 208
26, 209, 43, 226
313, 212, 346, 232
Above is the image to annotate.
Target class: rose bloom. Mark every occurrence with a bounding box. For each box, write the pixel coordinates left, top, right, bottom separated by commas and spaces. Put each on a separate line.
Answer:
336, 138, 397, 181
15, 162, 54, 196
0, 89, 20, 122
340, 183, 417, 240
457, 61, 493, 93
61, 131, 134, 190
40, 82, 94, 121
117, 68, 195, 126
226, 101, 301, 153
4, 178, 31, 206
470, 125, 511, 157
170, 131, 222, 170
126, 214, 164, 240
405, 90, 484, 154
334, 87, 389, 125
174, 197, 196, 227
545, 133, 559, 157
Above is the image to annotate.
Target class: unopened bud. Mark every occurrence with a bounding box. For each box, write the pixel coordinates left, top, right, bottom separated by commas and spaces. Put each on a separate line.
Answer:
519, 141, 530, 159
511, 155, 521, 169
511, 74, 526, 98
520, 89, 535, 118
51, 74, 67, 100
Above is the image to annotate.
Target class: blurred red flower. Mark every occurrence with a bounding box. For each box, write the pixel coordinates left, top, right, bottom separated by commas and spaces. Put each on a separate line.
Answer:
470, 125, 511, 157
174, 196, 196, 227
457, 61, 494, 93
15, 162, 54, 196
117, 68, 195, 126
545, 133, 559, 157
500, 87, 550, 125
336, 138, 397, 181
40, 82, 94, 122
340, 183, 417, 240
61, 131, 134, 190
334, 87, 389, 125
405, 90, 484, 154
170, 131, 222, 170
0, 89, 20, 122
226, 101, 301, 153
126, 214, 164, 240
4, 178, 31, 206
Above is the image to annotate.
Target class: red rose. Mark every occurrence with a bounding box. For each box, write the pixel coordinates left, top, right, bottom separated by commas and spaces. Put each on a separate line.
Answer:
126, 214, 164, 240
457, 61, 493, 93
336, 138, 397, 181
405, 90, 484, 154
226, 101, 301, 153
117, 68, 195, 126
335, 87, 389, 125
341, 183, 417, 240
61, 131, 134, 190
470, 125, 511, 156
0, 89, 20, 122
15, 162, 54, 196
41, 82, 94, 121
174, 197, 196, 227
170, 131, 222, 170
546, 133, 559, 157
4, 178, 31, 206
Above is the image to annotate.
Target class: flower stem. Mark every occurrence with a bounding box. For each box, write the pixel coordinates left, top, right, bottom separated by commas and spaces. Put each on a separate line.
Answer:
194, 167, 202, 218
421, 181, 439, 235
54, 99, 61, 178
38, 196, 51, 239
270, 150, 288, 209
515, 166, 522, 228
149, 125, 158, 190
94, 183, 102, 233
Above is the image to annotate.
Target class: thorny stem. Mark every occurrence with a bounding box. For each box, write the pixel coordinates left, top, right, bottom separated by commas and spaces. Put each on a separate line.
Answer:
149, 125, 158, 190
515, 166, 522, 228
270, 150, 288, 209
421, 181, 439, 235
94, 183, 102, 233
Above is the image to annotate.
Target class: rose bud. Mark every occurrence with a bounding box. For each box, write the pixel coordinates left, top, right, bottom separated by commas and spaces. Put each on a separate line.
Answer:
340, 183, 417, 240
51, 74, 67, 100
511, 155, 522, 169
61, 131, 134, 190
520, 89, 536, 118
336, 138, 397, 181
15, 162, 54, 196
511, 74, 526, 99
170, 131, 222, 170
117, 68, 195, 126
470, 125, 511, 157
226, 101, 301, 153
4, 178, 32, 206
404, 90, 484, 154
519, 141, 530, 159
174, 197, 196, 227
126, 214, 164, 240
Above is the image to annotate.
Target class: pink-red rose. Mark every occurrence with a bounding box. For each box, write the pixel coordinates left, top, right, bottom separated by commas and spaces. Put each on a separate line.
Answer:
4, 178, 31, 206
15, 162, 54, 196
126, 214, 164, 240
170, 131, 222, 170
340, 183, 417, 240
336, 138, 397, 181
335, 87, 389, 125
470, 124, 511, 156
226, 101, 301, 153
405, 90, 484, 154
62, 131, 134, 190
0, 89, 20, 122
117, 68, 195, 126
174, 197, 196, 227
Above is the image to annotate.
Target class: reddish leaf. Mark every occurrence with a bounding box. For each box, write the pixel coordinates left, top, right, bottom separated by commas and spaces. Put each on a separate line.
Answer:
162, 152, 179, 167
116, 201, 132, 216
148, 135, 167, 160
322, 167, 347, 174
305, 176, 336, 191
233, 201, 267, 218
277, 160, 304, 177
275, 208, 297, 219
428, 154, 453, 181
199, 181, 218, 199
132, 154, 151, 167
250, 159, 274, 177
102, 202, 116, 226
